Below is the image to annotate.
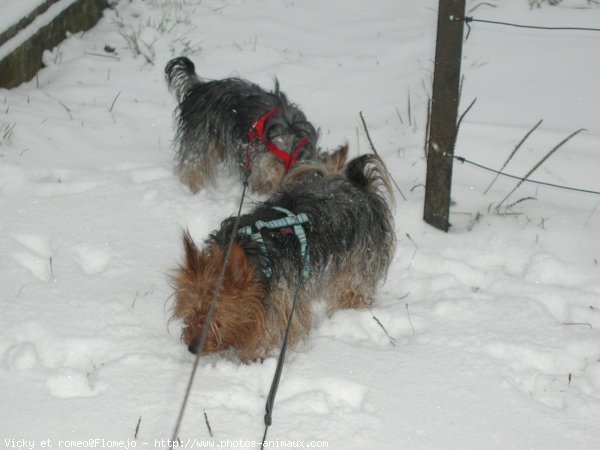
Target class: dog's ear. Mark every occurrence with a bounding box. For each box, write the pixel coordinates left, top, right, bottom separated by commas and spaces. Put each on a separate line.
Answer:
182, 230, 202, 274
226, 243, 247, 274
321, 144, 349, 173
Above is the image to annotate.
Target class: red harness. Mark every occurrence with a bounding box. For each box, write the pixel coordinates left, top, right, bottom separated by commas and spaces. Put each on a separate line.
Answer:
247, 108, 310, 173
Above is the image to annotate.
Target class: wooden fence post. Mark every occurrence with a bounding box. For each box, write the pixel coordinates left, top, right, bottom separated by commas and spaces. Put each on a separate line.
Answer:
423, 0, 466, 232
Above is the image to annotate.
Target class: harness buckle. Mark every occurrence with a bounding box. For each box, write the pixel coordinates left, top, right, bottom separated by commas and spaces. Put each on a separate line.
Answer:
237, 207, 310, 280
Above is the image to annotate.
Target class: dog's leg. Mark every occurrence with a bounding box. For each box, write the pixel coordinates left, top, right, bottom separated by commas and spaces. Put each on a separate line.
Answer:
247, 152, 285, 194
326, 261, 375, 313
258, 283, 312, 357
176, 139, 220, 193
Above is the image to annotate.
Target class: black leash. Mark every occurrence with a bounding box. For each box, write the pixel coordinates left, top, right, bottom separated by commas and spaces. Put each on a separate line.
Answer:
170, 138, 309, 447
169, 173, 251, 448
260, 251, 309, 450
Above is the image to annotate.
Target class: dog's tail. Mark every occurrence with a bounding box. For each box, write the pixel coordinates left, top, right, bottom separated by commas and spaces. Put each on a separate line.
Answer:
346, 154, 395, 206
165, 56, 200, 103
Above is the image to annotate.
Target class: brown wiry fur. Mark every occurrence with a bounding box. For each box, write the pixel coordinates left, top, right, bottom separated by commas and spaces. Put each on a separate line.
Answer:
171, 152, 395, 363
248, 153, 285, 195
282, 144, 349, 185
177, 142, 220, 194
172, 231, 323, 361
326, 261, 375, 313
171, 230, 380, 363
172, 233, 268, 360
180, 144, 348, 195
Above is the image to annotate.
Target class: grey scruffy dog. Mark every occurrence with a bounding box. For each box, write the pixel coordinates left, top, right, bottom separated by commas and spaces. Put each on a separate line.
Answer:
165, 56, 328, 194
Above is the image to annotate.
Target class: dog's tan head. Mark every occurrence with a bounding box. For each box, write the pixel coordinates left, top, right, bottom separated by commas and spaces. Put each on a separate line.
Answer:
171, 232, 267, 361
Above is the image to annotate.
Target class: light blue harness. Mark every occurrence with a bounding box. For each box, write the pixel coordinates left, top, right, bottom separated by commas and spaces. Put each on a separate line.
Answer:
237, 206, 310, 280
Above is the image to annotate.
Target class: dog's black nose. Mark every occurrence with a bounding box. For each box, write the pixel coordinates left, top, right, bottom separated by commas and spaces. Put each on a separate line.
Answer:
188, 339, 199, 354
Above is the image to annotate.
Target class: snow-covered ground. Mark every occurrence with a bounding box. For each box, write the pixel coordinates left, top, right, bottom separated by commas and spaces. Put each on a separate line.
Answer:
1, 0, 600, 448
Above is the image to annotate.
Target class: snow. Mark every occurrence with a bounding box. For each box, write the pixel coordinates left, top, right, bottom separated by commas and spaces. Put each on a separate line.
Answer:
0, 0, 49, 33
1, 0, 600, 449
0, 0, 79, 59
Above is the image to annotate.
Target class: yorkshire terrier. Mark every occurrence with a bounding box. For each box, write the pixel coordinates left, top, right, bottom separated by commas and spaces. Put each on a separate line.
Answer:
165, 56, 329, 194
171, 153, 396, 362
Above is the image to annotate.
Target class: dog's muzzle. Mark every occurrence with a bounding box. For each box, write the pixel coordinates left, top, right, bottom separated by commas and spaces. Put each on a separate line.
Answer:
187, 339, 199, 354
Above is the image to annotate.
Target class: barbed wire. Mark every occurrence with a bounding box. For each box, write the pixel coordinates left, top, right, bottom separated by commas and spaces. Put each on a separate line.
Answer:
453, 15, 600, 38
453, 155, 600, 196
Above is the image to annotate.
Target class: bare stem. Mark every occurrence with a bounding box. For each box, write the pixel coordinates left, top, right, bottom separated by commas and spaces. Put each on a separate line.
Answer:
358, 111, 407, 200
496, 128, 586, 211
484, 119, 543, 195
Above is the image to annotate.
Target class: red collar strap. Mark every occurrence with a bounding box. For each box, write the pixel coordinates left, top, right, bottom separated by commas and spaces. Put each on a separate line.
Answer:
248, 108, 309, 172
